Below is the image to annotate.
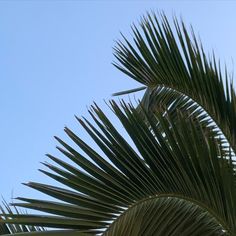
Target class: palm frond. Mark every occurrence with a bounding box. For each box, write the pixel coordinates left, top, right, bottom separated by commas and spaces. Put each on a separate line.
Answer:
3, 101, 236, 235
137, 86, 230, 157
2, 12, 236, 236
0, 200, 44, 234
103, 197, 224, 236
0, 219, 10, 236
114, 13, 236, 154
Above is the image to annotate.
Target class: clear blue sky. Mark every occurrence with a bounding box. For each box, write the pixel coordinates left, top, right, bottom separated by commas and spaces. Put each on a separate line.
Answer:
1, 1, 236, 204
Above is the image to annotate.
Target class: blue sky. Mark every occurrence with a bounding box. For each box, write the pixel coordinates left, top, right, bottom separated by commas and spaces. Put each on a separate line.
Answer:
1, 1, 236, 204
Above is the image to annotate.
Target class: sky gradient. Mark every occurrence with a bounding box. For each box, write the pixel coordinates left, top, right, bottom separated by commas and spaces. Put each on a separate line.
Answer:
1, 1, 236, 204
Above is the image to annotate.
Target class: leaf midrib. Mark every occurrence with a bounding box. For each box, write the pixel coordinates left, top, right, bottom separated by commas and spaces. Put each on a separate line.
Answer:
102, 193, 231, 236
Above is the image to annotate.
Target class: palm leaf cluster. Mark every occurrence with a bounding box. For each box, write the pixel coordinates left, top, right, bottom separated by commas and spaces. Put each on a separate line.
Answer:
0, 201, 44, 235
1, 13, 236, 235
114, 14, 236, 153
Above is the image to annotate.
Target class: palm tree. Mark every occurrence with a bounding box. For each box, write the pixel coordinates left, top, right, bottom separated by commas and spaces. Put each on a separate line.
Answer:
1, 13, 236, 235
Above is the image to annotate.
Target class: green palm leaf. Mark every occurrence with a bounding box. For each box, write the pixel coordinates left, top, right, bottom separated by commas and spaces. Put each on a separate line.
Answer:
2, 12, 236, 236
2, 101, 236, 235
114, 13, 236, 154
136, 86, 229, 156
103, 197, 224, 236
0, 200, 44, 234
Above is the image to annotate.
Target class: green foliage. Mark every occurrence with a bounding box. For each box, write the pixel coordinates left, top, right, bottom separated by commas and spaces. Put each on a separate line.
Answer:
0, 201, 44, 235
1, 13, 236, 235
